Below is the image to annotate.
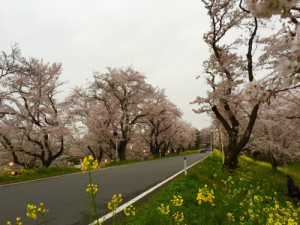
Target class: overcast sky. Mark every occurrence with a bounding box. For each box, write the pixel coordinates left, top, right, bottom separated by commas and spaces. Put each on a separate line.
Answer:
0, 0, 212, 130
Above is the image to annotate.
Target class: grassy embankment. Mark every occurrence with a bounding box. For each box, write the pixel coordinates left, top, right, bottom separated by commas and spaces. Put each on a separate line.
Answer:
116, 150, 300, 225
0, 150, 200, 185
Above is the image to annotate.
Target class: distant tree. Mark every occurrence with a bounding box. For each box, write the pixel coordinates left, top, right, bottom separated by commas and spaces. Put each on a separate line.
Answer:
194, 129, 201, 150
246, 94, 300, 170
199, 127, 211, 145
70, 67, 155, 161
136, 89, 182, 157
67, 89, 115, 162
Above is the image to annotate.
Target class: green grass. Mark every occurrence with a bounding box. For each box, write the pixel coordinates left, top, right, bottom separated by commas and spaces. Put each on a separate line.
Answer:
116, 150, 300, 225
105, 158, 142, 167
0, 167, 81, 185
180, 150, 203, 155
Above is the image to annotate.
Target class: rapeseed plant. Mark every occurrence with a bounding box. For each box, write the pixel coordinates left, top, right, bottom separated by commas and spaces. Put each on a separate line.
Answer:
26, 203, 49, 224
6, 217, 22, 225
171, 195, 184, 207
108, 194, 123, 211
196, 184, 215, 207
108, 194, 123, 224
86, 183, 98, 195
81, 155, 101, 225
124, 205, 136, 216
157, 204, 170, 215
157, 195, 187, 224
227, 212, 235, 222
82, 155, 99, 172
173, 211, 185, 224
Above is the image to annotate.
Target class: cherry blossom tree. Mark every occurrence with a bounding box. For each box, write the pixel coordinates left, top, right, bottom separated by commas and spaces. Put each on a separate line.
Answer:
242, 1, 300, 104
166, 121, 196, 154
0, 44, 28, 117
192, 0, 267, 170
135, 89, 182, 156
69, 132, 115, 162
0, 50, 71, 168
157, 119, 183, 155
70, 67, 155, 161
199, 127, 212, 145
246, 93, 300, 170
192, 0, 300, 171
67, 88, 115, 162
181, 123, 198, 151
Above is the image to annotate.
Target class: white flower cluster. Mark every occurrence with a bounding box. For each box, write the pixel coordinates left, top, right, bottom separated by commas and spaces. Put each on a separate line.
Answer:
277, 25, 300, 87
244, 80, 271, 105
244, 20, 300, 106
243, 0, 298, 18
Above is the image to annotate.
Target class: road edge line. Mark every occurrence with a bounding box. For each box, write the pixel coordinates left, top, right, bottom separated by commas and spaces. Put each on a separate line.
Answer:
90, 155, 209, 225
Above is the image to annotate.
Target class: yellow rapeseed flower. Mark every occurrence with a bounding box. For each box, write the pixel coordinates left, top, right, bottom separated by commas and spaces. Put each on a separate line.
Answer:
108, 194, 123, 211
227, 212, 235, 221
82, 156, 99, 172
197, 185, 215, 207
86, 184, 98, 195
171, 195, 184, 207
26, 203, 49, 221
173, 211, 184, 223
124, 205, 136, 216
157, 204, 170, 215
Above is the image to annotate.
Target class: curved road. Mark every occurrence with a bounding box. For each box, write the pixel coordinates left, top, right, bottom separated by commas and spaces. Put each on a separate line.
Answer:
0, 152, 209, 225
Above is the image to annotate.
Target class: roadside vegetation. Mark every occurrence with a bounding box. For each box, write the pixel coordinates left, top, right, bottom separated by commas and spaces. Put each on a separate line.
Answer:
116, 150, 300, 225
179, 150, 203, 155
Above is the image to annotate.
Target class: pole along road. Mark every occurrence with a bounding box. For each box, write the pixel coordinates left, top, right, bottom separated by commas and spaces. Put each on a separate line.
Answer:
0, 152, 210, 225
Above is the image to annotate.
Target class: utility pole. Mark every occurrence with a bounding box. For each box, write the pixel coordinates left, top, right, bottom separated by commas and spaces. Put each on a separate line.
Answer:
116, 136, 118, 162
220, 125, 224, 163
210, 131, 213, 158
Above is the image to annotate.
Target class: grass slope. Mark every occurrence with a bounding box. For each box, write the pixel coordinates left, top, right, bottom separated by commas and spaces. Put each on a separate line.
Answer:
117, 150, 300, 225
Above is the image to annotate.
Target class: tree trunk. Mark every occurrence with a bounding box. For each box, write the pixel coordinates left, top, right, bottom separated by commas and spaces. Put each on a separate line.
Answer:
87, 145, 104, 162
268, 151, 277, 171
222, 130, 239, 171
252, 151, 260, 161
118, 140, 127, 161
213, 104, 260, 172
223, 154, 239, 171
98, 146, 104, 162
149, 142, 157, 157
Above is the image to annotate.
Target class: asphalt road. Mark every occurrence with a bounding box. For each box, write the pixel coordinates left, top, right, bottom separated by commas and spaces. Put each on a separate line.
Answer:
0, 152, 210, 225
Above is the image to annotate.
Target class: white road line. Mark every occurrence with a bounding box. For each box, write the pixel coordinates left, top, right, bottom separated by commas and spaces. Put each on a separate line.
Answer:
90, 155, 209, 225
